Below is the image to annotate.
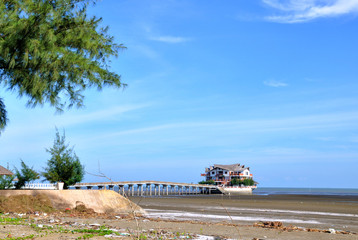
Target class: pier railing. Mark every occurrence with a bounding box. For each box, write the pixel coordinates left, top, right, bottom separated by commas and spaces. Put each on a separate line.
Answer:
71, 180, 219, 196
23, 183, 56, 190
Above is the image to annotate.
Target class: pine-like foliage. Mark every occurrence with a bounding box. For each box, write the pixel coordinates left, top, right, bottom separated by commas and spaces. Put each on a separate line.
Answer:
42, 129, 84, 189
0, 0, 125, 130
14, 159, 40, 189
0, 98, 7, 130
0, 175, 15, 189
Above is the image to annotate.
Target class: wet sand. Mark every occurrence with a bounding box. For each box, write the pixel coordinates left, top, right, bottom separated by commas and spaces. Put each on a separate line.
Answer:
4, 214, 356, 240
1, 194, 357, 239
130, 194, 358, 233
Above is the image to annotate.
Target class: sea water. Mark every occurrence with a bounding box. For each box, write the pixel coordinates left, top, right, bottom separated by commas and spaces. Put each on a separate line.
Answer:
254, 187, 358, 196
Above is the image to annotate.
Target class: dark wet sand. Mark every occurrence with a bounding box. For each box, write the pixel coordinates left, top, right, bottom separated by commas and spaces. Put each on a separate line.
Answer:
131, 194, 358, 213
129, 194, 358, 233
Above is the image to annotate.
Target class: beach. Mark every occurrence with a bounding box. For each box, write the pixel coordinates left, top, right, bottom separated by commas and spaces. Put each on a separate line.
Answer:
0, 193, 357, 239
128, 194, 358, 239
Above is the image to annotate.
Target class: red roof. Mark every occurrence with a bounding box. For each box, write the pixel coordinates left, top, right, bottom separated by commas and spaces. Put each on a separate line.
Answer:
0, 165, 14, 175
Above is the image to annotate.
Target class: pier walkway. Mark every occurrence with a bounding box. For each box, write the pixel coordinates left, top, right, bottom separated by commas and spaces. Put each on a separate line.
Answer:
72, 181, 218, 196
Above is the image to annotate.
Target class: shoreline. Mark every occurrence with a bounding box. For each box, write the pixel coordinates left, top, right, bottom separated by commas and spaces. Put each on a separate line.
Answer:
129, 193, 358, 233
0, 193, 357, 239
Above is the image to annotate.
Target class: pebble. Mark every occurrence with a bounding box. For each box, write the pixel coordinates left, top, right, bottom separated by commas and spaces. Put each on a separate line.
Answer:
119, 233, 130, 236
193, 236, 216, 240
104, 234, 122, 238
89, 223, 101, 226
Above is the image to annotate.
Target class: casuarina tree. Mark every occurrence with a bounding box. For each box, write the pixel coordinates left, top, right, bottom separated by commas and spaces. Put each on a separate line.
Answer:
14, 160, 40, 189
0, 175, 15, 189
0, 0, 125, 132
42, 129, 84, 189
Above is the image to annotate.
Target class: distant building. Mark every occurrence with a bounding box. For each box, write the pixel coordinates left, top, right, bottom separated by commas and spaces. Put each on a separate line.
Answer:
201, 163, 253, 186
0, 165, 14, 176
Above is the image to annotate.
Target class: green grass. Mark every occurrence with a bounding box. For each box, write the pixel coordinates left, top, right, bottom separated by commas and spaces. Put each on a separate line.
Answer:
0, 215, 25, 225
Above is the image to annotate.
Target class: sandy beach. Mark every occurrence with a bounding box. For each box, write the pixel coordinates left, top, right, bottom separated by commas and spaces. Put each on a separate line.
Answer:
0, 193, 357, 239
128, 194, 358, 239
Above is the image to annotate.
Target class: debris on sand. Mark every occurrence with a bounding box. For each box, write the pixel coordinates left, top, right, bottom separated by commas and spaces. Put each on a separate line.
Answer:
254, 221, 355, 235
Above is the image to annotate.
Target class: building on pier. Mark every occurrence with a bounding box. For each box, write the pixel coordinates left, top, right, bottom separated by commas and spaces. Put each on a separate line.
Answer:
201, 163, 255, 186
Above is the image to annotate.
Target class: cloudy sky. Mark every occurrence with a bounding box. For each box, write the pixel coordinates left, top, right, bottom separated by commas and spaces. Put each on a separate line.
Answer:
1, 0, 358, 188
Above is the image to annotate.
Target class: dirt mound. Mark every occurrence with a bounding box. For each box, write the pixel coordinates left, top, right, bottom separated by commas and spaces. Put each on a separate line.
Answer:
0, 190, 146, 215
73, 201, 95, 214
0, 194, 54, 213
0, 195, 108, 218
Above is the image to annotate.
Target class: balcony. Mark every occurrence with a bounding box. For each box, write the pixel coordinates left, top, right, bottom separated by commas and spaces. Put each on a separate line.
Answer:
238, 173, 253, 177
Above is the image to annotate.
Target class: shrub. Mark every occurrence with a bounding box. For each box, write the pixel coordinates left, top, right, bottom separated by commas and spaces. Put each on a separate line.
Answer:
230, 178, 242, 186
242, 178, 255, 186
198, 180, 215, 185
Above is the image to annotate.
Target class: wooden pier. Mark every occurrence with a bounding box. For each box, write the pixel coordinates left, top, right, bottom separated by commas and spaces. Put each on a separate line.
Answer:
71, 181, 218, 196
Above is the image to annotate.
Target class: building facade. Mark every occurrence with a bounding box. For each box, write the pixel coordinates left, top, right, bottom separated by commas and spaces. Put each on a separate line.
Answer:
201, 163, 253, 186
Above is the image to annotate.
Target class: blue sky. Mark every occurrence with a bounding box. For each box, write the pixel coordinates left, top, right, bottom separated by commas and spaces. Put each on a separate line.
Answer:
1, 0, 358, 188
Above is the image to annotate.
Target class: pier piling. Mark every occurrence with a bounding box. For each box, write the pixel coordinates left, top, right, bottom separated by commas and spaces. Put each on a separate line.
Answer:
72, 181, 216, 196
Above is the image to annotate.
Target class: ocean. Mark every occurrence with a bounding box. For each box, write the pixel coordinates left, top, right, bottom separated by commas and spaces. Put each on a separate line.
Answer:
253, 187, 358, 196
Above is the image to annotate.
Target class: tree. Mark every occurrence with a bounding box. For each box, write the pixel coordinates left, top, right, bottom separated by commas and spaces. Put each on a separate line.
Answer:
0, 0, 125, 132
242, 178, 255, 186
0, 175, 15, 189
14, 159, 40, 189
0, 98, 7, 130
42, 129, 84, 189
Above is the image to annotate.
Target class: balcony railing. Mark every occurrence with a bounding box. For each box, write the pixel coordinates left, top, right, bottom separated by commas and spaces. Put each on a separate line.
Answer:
23, 183, 56, 190
238, 173, 253, 177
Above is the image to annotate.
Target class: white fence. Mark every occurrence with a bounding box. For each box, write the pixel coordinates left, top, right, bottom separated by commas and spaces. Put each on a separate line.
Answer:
23, 183, 57, 190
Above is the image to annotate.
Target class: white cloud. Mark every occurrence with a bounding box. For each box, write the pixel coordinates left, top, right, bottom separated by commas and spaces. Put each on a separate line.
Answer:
131, 44, 160, 59
0, 103, 151, 139
263, 0, 317, 11
87, 110, 358, 143
150, 36, 191, 43
58, 104, 151, 126
263, 0, 358, 23
264, 79, 288, 87
315, 136, 335, 141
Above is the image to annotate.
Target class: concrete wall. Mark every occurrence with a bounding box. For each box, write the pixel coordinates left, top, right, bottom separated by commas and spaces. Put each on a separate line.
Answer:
0, 189, 145, 215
